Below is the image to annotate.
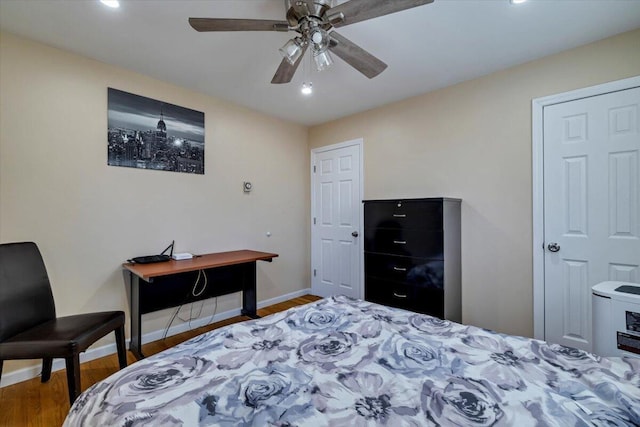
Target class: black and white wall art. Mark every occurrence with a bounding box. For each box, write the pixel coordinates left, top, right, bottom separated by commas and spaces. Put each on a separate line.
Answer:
107, 88, 205, 174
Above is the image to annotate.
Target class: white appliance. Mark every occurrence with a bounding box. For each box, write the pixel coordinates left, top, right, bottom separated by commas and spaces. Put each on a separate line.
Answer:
592, 281, 640, 358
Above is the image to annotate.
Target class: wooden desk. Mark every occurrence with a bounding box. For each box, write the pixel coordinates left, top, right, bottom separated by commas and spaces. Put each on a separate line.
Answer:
124, 250, 278, 359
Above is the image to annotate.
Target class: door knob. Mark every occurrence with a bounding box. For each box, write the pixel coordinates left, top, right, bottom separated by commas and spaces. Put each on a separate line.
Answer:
351, 231, 359, 237
547, 242, 560, 252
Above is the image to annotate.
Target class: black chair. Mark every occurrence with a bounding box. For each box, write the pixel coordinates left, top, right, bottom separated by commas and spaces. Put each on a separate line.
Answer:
0, 242, 127, 404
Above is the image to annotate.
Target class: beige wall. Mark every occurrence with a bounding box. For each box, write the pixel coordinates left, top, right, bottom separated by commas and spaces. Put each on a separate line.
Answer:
309, 29, 640, 338
0, 32, 310, 376
2, 27, 639, 379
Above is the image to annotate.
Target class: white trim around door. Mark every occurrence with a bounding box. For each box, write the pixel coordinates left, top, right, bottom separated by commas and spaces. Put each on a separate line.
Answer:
532, 75, 640, 340
310, 138, 364, 298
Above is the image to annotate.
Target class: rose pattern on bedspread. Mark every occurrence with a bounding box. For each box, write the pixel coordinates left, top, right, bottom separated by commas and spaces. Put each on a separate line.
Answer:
64, 295, 640, 426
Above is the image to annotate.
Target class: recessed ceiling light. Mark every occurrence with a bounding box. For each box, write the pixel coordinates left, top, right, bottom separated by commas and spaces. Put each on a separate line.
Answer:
510, 0, 527, 4
301, 82, 313, 96
100, 0, 120, 8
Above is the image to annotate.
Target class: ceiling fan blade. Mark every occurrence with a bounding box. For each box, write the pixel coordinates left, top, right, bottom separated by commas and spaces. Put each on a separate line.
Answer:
189, 18, 289, 32
329, 32, 387, 79
328, 0, 434, 28
271, 45, 308, 84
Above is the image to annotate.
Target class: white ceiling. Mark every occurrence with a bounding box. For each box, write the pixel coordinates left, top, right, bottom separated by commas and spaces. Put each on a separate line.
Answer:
1, 0, 639, 126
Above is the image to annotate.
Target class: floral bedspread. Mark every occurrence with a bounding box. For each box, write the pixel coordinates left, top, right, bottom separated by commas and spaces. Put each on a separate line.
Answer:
64, 296, 640, 426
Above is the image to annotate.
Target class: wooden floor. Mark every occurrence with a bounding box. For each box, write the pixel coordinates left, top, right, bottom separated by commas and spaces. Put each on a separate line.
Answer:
0, 295, 321, 427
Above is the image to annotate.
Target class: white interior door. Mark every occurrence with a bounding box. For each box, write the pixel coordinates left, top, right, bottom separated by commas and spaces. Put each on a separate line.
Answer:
543, 86, 640, 352
311, 140, 362, 298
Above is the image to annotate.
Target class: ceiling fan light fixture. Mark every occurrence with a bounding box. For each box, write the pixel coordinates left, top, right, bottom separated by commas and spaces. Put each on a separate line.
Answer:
279, 37, 305, 65
310, 27, 330, 51
313, 49, 333, 72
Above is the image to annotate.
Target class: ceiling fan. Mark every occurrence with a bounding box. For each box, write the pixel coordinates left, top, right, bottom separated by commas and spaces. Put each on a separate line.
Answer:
189, 0, 434, 84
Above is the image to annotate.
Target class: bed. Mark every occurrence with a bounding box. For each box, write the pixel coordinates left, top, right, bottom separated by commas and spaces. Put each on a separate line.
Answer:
64, 295, 640, 426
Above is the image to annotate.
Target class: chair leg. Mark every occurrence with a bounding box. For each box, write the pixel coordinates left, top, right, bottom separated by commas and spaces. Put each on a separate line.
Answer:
41, 358, 53, 383
65, 355, 81, 405
0, 359, 3, 380
115, 325, 127, 369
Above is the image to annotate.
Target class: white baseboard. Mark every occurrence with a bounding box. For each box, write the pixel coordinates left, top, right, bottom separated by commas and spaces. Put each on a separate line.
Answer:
0, 288, 311, 388
257, 288, 312, 310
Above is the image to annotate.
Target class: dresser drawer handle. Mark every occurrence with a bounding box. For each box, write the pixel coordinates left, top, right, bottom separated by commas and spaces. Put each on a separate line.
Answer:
393, 214, 406, 218
393, 240, 407, 245
393, 292, 408, 298
393, 266, 407, 272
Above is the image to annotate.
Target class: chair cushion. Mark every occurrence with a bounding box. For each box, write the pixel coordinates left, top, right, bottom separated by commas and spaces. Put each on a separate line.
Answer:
0, 311, 125, 359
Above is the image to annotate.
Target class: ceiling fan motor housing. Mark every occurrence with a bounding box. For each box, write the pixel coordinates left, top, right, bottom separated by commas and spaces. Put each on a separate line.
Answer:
285, 0, 336, 26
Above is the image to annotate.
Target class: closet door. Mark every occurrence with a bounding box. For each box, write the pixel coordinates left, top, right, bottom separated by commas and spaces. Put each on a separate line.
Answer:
543, 87, 640, 352
311, 141, 362, 299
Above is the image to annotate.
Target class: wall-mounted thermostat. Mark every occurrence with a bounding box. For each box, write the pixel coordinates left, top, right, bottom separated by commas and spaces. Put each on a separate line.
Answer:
243, 181, 253, 193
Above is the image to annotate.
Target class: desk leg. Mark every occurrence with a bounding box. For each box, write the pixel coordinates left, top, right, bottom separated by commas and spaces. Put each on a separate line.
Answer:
241, 261, 260, 319
129, 272, 145, 360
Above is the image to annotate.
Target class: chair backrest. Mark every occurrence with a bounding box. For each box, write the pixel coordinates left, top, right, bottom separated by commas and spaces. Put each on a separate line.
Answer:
0, 242, 56, 342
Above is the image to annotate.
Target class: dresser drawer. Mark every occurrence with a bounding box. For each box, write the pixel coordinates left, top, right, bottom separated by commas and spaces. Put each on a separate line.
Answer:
365, 277, 444, 318
364, 200, 443, 230
364, 228, 443, 258
365, 253, 444, 288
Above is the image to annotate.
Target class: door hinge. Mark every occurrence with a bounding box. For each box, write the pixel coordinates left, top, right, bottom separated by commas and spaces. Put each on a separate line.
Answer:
313, 269, 317, 277
313, 217, 316, 225
313, 165, 316, 173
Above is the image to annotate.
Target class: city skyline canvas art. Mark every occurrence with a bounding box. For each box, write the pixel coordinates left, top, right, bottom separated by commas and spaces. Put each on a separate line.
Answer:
107, 88, 205, 174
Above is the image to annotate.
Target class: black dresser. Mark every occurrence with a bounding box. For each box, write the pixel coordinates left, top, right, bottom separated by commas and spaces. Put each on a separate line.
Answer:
363, 198, 461, 321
